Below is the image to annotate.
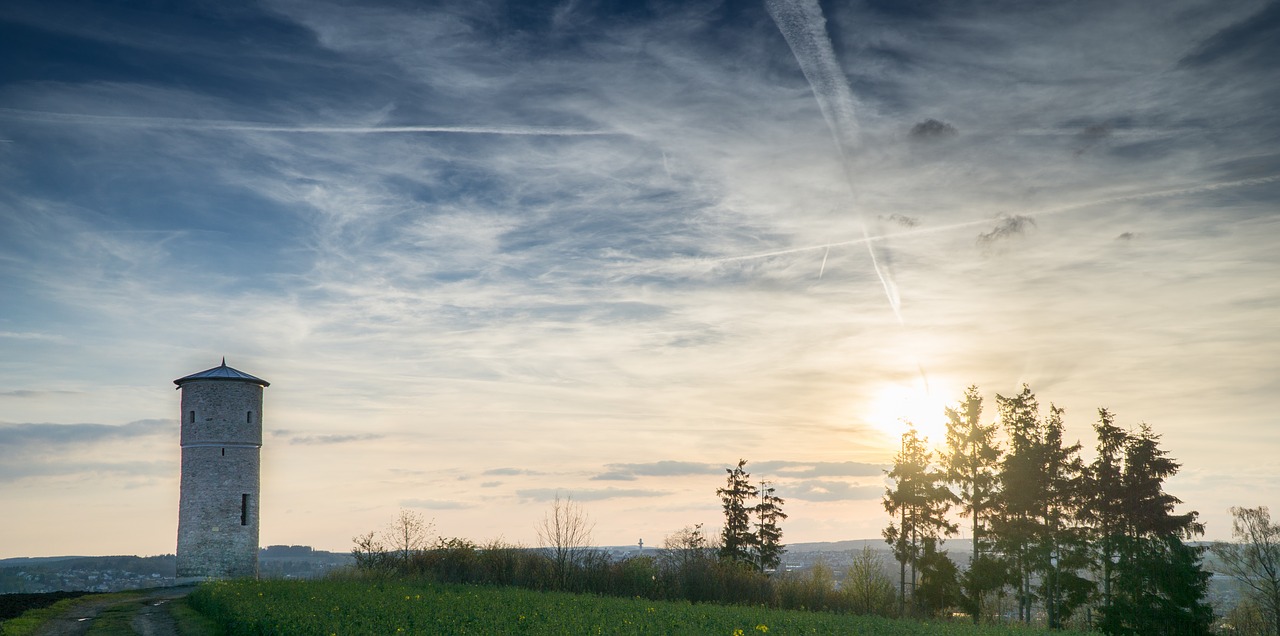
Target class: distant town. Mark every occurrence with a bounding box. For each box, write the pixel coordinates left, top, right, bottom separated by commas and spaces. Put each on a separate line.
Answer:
0, 546, 352, 593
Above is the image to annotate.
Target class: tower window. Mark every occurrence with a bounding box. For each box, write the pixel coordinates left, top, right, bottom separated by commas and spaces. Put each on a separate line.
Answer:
221, 448, 225, 456
241, 494, 249, 526
189, 411, 195, 423
247, 411, 253, 424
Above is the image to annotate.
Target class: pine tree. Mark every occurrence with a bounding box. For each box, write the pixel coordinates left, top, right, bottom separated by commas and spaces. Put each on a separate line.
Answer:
1036, 404, 1089, 629
718, 459, 758, 565
942, 385, 1002, 623
755, 480, 787, 572
990, 386, 1089, 626
991, 385, 1043, 623
1081, 408, 1128, 610
884, 425, 957, 615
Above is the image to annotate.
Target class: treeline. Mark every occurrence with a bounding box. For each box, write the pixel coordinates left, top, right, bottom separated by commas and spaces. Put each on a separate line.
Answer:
348, 507, 897, 615
884, 384, 1213, 633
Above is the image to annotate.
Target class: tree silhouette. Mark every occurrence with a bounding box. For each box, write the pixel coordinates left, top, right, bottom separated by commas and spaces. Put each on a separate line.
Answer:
941, 385, 1002, 623
755, 480, 788, 572
884, 425, 956, 615
718, 459, 759, 566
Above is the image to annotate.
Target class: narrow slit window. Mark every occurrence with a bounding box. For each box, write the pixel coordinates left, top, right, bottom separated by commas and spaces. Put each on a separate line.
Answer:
247, 411, 252, 424
221, 448, 225, 456
241, 494, 249, 526
189, 411, 195, 423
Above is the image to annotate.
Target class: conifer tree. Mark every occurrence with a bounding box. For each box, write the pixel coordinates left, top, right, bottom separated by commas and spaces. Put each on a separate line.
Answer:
991, 385, 1043, 623
884, 425, 956, 615
942, 386, 1002, 623
1081, 408, 1128, 609
755, 480, 788, 572
718, 459, 758, 565
1097, 423, 1212, 635
990, 386, 1088, 625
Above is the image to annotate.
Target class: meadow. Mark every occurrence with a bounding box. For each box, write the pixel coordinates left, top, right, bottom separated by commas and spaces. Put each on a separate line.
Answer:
187, 579, 1087, 635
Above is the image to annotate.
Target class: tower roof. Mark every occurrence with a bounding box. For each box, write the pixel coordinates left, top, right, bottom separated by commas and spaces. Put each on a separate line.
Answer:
174, 358, 270, 388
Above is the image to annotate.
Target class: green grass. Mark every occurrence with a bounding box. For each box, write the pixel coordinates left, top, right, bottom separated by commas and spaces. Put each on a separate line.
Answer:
188, 579, 1087, 635
0, 595, 98, 636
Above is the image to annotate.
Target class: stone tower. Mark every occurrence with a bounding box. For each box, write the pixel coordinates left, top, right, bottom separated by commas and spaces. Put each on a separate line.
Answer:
174, 359, 269, 581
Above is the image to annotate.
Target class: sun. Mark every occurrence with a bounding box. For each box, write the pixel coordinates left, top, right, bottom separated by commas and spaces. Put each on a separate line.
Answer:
865, 380, 951, 450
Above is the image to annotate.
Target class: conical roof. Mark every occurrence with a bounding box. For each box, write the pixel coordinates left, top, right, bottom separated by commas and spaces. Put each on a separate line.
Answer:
174, 358, 270, 387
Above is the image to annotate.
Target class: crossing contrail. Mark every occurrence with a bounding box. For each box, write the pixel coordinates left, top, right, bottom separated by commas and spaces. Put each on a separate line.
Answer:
765, 0, 905, 325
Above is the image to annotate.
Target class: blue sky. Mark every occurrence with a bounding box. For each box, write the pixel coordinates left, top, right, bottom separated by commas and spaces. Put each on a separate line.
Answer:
1, 0, 1278, 556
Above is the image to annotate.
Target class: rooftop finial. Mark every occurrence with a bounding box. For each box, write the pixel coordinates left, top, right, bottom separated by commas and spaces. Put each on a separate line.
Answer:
221, 356, 227, 367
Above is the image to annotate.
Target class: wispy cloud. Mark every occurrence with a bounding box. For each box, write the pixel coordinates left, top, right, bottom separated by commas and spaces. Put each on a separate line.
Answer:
516, 488, 668, 502
0, 420, 169, 446
0, 108, 615, 136
782, 480, 883, 502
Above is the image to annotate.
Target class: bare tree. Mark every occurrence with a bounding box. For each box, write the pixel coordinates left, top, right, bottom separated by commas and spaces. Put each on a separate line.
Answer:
385, 508, 433, 567
1214, 506, 1280, 636
351, 530, 388, 570
351, 508, 433, 571
536, 493, 594, 589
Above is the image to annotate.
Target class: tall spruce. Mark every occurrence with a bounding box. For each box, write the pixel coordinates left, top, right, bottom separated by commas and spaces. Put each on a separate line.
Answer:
755, 480, 787, 572
1036, 404, 1089, 629
942, 385, 1002, 623
718, 459, 758, 565
884, 425, 957, 616
991, 385, 1043, 623
1097, 423, 1212, 635
1082, 408, 1128, 610
990, 386, 1089, 625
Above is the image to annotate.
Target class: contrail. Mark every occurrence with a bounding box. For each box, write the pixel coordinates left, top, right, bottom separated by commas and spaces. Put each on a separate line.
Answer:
0, 108, 613, 136
818, 246, 830, 279
703, 173, 1280, 265
765, 0, 905, 325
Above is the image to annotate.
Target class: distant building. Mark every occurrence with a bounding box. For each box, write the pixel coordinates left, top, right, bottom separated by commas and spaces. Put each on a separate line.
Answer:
174, 359, 269, 582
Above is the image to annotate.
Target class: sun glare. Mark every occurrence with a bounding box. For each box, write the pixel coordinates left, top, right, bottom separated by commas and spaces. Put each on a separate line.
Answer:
866, 381, 951, 450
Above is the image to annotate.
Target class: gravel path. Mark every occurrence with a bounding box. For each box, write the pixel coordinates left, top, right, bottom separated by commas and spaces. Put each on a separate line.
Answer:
29, 586, 195, 636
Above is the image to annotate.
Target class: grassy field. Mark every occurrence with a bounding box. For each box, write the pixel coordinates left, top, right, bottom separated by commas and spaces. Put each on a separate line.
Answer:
187, 579, 1087, 635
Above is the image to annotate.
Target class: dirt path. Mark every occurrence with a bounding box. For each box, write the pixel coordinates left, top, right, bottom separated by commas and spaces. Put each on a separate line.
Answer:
29, 586, 194, 636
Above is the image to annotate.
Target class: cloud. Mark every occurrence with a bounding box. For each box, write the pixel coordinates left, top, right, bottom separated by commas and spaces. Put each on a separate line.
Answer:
596, 461, 721, 480
401, 498, 477, 510
908, 119, 958, 141
516, 488, 668, 502
590, 472, 638, 481
0, 419, 169, 446
0, 331, 70, 343
1179, 2, 1280, 70
484, 467, 544, 476
752, 461, 888, 478
278, 432, 384, 445
976, 215, 1037, 249
781, 480, 883, 502
881, 214, 919, 228
0, 390, 82, 398
0, 108, 615, 137
0, 460, 172, 483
